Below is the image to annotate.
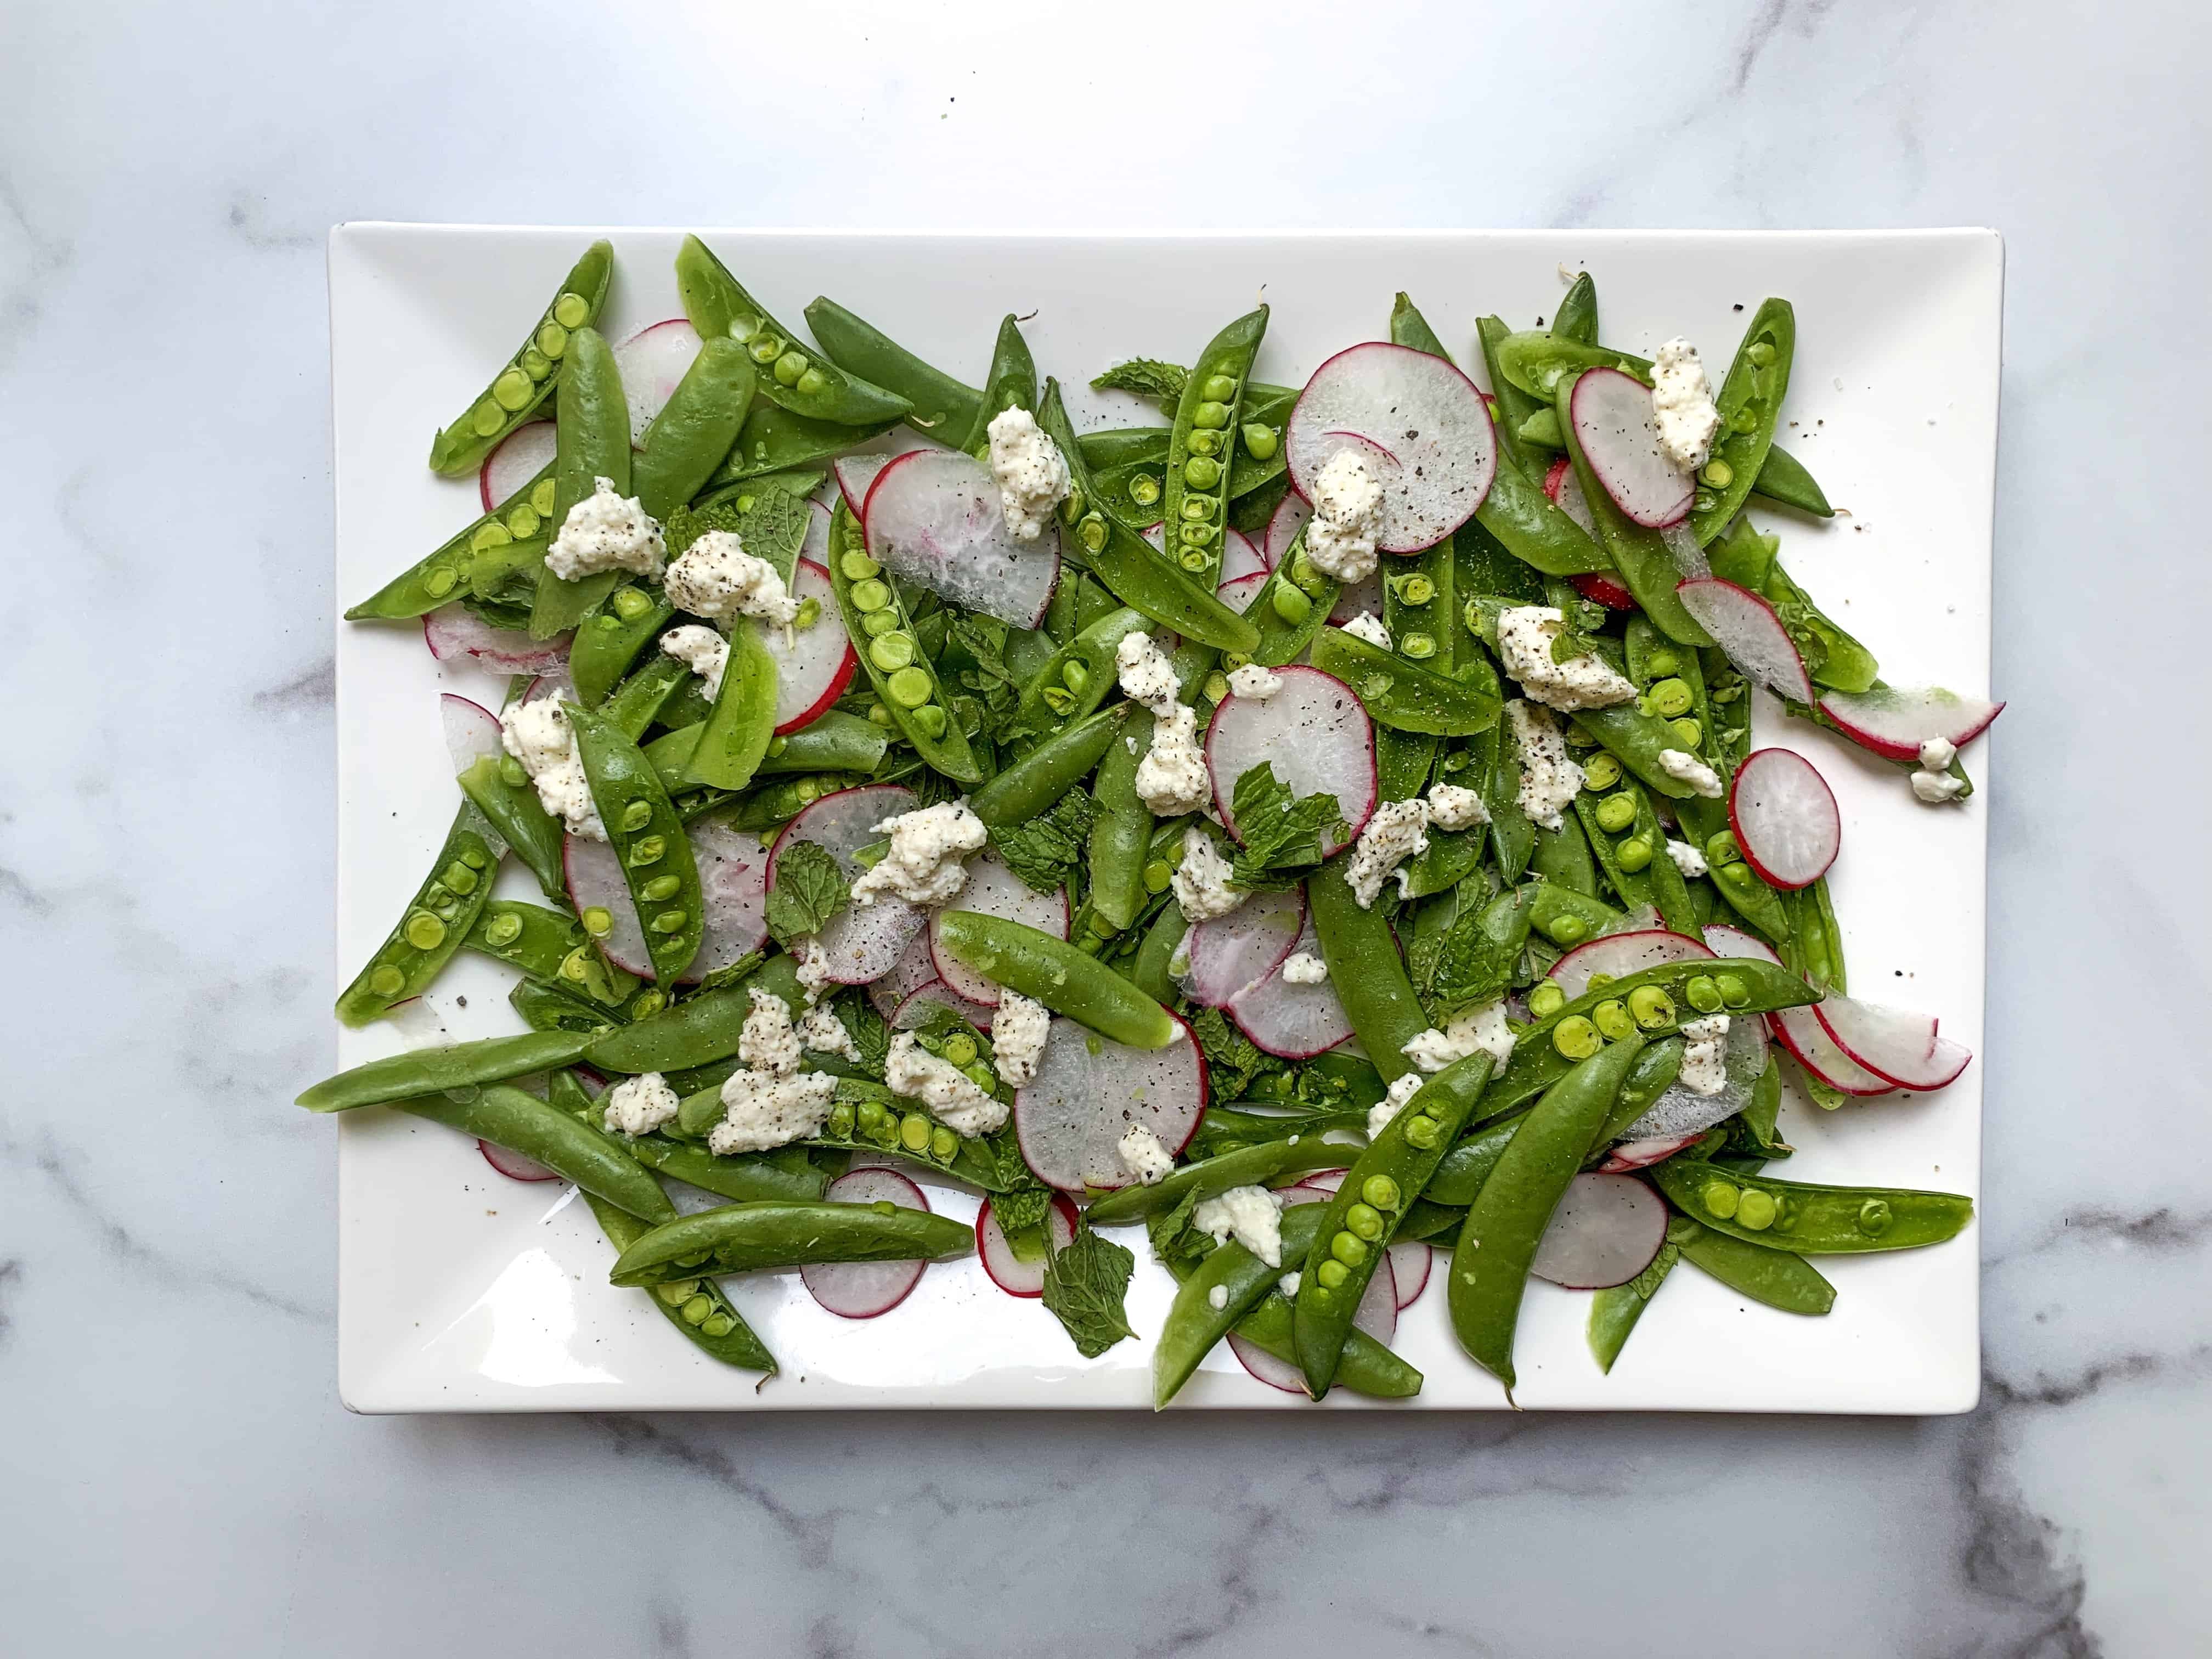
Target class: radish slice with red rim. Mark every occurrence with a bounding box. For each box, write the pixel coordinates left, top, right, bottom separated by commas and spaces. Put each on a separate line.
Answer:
769, 783, 926, 985
1813, 995, 1971, 1091
975, 1194, 1079, 1298
861, 448, 1060, 629
1550, 928, 1713, 1001
1282, 1170, 1347, 1201
802, 1168, 930, 1318
1570, 573, 1638, 612
834, 450, 915, 518
1386, 1240, 1431, 1307
480, 421, 557, 513
1218, 527, 1269, 582
441, 694, 504, 775
1013, 1013, 1205, 1191
1674, 579, 1815, 705
478, 1141, 560, 1182
1218, 572, 1269, 614
520, 669, 574, 709
892, 979, 998, 1033
1567, 367, 1694, 528
679, 820, 770, 984
563, 834, 651, 978
1541, 454, 1597, 534
1660, 521, 1710, 580
1181, 885, 1304, 1008
1729, 747, 1840, 890
1769, 1003, 1893, 1095
1615, 1014, 1770, 1141
1285, 343, 1497, 551
1227, 922, 1356, 1059
1228, 1217, 1394, 1393
1815, 685, 2006, 762
1263, 493, 1311, 567
423, 605, 571, 676
1595, 1133, 1704, 1172
928, 850, 1068, 1006
1206, 665, 1376, 854
764, 559, 857, 733
1701, 923, 1784, 966
1327, 568, 1386, 625
1529, 1172, 1668, 1288
868, 930, 939, 1019
612, 318, 703, 446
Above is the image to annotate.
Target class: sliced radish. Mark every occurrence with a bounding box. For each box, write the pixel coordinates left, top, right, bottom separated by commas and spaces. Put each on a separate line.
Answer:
1660, 520, 1711, 580
769, 784, 926, 985
800, 496, 833, 565
1227, 922, 1356, 1060
478, 1141, 559, 1182
680, 820, 770, 985
1283, 1170, 1347, 1199
1595, 1133, 1703, 1172
1567, 367, 1694, 528
1228, 1208, 1395, 1395
1616, 1014, 1771, 1141
1218, 572, 1269, 614
479, 421, 557, 513
423, 605, 571, 676
1225, 1334, 1308, 1394
1550, 928, 1713, 1001
1285, 343, 1497, 551
1674, 579, 1815, 705
1529, 1172, 1667, 1288
802, 1168, 930, 1318
1541, 454, 1596, 534
612, 318, 703, 446
928, 850, 1068, 1006
834, 450, 913, 517
862, 448, 1060, 629
1816, 685, 2006, 763
1218, 527, 1269, 582
1263, 492, 1311, 567
441, 693, 504, 775
1387, 1240, 1431, 1307
1182, 886, 1305, 1008
976, 1194, 1080, 1297
764, 558, 856, 733
1770, 1003, 1894, 1096
867, 930, 939, 1019
563, 834, 651, 978
520, 669, 574, 708
1701, 923, 1785, 967
1206, 665, 1376, 854
1570, 573, 1638, 612
1013, 1013, 1206, 1192
1729, 748, 1840, 890
1327, 568, 1386, 625
1814, 996, 1972, 1091
893, 979, 998, 1032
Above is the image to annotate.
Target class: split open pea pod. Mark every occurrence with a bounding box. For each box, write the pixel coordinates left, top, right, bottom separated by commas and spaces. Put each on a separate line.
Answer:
1689, 298, 1796, 545
334, 803, 502, 1027
428, 240, 612, 477
676, 237, 910, 428
1647, 1160, 1972, 1255
566, 700, 704, 984
1161, 305, 1268, 589
528, 325, 634, 640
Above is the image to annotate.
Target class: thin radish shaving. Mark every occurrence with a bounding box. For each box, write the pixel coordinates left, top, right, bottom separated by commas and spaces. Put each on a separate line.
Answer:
976, 1194, 1079, 1297
862, 448, 1060, 629
1542, 454, 1596, 533
1218, 572, 1269, 614
802, 1168, 930, 1318
1674, 579, 1815, 704
1013, 1014, 1205, 1192
1815, 685, 2005, 762
441, 694, 504, 775
1286, 343, 1497, 551
1702, 923, 1785, 966
480, 421, 557, 513
764, 559, 856, 733
770, 784, 926, 985
1814, 995, 1972, 1091
1529, 1172, 1668, 1288
612, 319, 703, 446
1227, 922, 1355, 1060
423, 605, 571, 676
1550, 929, 1713, 1001
1616, 1014, 1770, 1141
679, 821, 770, 985
1263, 493, 1311, 567
892, 980, 997, 1033
928, 850, 1067, 1006
1328, 567, 1386, 624
800, 497, 833, 566
1729, 748, 1841, 890
563, 835, 651, 978
1595, 1133, 1704, 1172
1218, 527, 1269, 582
1770, 1003, 1893, 1095
478, 1141, 559, 1182
1206, 665, 1376, 854
1181, 886, 1304, 1008
1571, 573, 1638, 612
1228, 1240, 1392, 1395
1387, 1240, 1431, 1307
868, 930, 939, 1019
1567, 367, 1694, 528
835, 450, 915, 517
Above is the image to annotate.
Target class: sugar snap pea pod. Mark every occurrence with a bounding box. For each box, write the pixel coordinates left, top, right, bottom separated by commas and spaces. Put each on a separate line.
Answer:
1525, 878, 1620, 948
1470, 721, 1536, 882
608, 1199, 971, 1286
1664, 1215, 1833, 1313
1531, 814, 1599, 897
1088, 1138, 1331, 1227
1573, 781, 1662, 920
1226, 1290, 1423, 1399
811, 1081, 1003, 1189
1571, 702, 1709, 800
1187, 1108, 1372, 1158
583, 1190, 778, 1370
961, 312, 1039, 452
631, 337, 758, 521
1008, 606, 1151, 747
510, 978, 624, 1036
718, 772, 867, 833
1495, 332, 1654, 401
935, 912, 1176, 1049
601, 652, 691, 741
1748, 443, 1832, 517
628, 1135, 828, 1206
1297, 1051, 1494, 1396
1475, 316, 1545, 477
566, 702, 703, 982
1451, 1032, 1647, 1391
1426, 1115, 1526, 1206
1553, 377, 1711, 647
1784, 877, 1847, 994
801, 294, 985, 438
1237, 531, 1339, 668
1551, 273, 1600, 345
682, 624, 777, 793
673, 237, 910, 427
528, 325, 633, 639
1587, 1244, 1674, 1373
1688, 299, 1795, 545
1130, 905, 1189, 1006
969, 702, 1130, 829
336, 804, 503, 1026
1305, 857, 1429, 1082
1647, 1160, 1971, 1254
570, 586, 676, 710
347, 467, 560, 619
1309, 627, 1500, 737
466, 899, 640, 1008
763, 709, 888, 775
1161, 306, 1268, 588
825, 501, 980, 782
396, 1082, 676, 1223
297, 1025, 595, 1112
1591, 1038, 1688, 1148
1087, 708, 1152, 935
428, 240, 612, 477
585, 981, 762, 1076
710, 405, 900, 488
1155, 1203, 1328, 1408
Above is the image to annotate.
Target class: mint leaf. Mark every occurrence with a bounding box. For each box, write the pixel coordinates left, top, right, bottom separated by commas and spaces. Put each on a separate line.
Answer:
988, 787, 1099, 894
842, 992, 890, 1077
665, 484, 813, 583
1427, 884, 1533, 1015
992, 1183, 1053, 1239
1189, 1006, 1284, 1103
1147, 1186, 1209, 1274
1228, 764, 1344, 888
764, 840, 849, 949
1040, 1224, 1137, 1358
1091, 358, 1187, 408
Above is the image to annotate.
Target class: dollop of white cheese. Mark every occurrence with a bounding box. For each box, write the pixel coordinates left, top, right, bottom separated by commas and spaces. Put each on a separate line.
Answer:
791, 939, 833, 1006
663, 528, 798, 633
1401, 997, 1517, 1075
1339, 611, 1392, 651
1368, 1071, 1426, 1139
1192, 1184, 1287, 1269
1279, 1271, 1302, 1299
1226, 662, 1283, 701
1504, 700, 1584, 832
1135, 702, 1212, 817
1650, 338, 1720, 472
1304, 449, 1385, 583
884, 1031, 1007, 1137
498, 698, 606, 841
738, 988, 804, 1078
1207, 1284, 1230, 1312
1918, 736, 1957, 771
602, 1071, 679, 1138
1118, 1124, 1176, 1186
1666, 838, 1709, 878
1678, 1014, 1731, 1096
989, 990, 1051, 1088
1910, 769, 1968, 804
1171, 825, 1245, 923
1424, 782, 1491, 832
985, 407, 1071, 542
1496, 607, 1639, 712
1345, 798, 1431, 909
709, 1067, 839, 1154
1658, 748, 1725, 798
659, 624, 729, 701
849, 800, 989, 909
1115, 630, 1182, 712
1280, 951, 1329, 985
795, 1002, 862, 1063
543, 477, 665, 582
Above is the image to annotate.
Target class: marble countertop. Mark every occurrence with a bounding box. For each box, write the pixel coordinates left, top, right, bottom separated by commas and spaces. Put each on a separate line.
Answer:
5, 1, 2203, 1652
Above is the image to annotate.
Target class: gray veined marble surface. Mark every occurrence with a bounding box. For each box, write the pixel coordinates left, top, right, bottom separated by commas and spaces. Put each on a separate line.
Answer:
3, 0, 2205, 1653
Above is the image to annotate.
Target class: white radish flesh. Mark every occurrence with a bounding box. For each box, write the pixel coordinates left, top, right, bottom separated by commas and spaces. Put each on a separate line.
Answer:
1263, 493, 1311, 567
1729, 747, 1841, 890
1529, 1172, 1668, 1288
1567, 368, 1694, 528
1701, 923, 1785, 967
1227, 922, 1356, 1059
800, 497, 833, 567
1181, 885, 1305, 1008
862, 448, 1061, 629
679, 821, 770, 985
480, 421, 558, 513
1550, 928, 1713, 1001
1218, 527, 1269, 582
1328, 567, 1387, 625
478, 1141, 559, 1182
1616, 1014, 1770, 1141
441, 694, 504, 775
563, 835, 651, 978
1285, 343, 1497, 551
975, 1194, 1079, 1298
802, 1168, 929, 1318
1205, 665, 1376, 854
1542, 454, 1596, 534
1674, 579, 1815, 705
835, 450, 914, 518
612, 319, 703, 446
423, 605, 571, 676
892, 980, 997, 1033
1218, 572, 1269, 614
1769, 1003, 1894, 1096
928, 850, 1068, 1006
770, 784, 926, 985
1813, 995, 1972, 1091
1387, 1240, 1431, 1307
1013, 1014, 1205, 1191
867, 930, 939, 1019
764, 558, 857, 733
1815, 685, 2005, 762
1595, 1133, 1704, 1173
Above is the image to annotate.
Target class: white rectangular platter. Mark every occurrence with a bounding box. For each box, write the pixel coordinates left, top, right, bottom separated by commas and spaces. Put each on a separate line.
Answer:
330, 226, 1999, 1413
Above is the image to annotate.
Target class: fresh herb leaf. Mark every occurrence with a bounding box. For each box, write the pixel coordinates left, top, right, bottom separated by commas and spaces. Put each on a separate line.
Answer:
1422, 884, 1533, 1018
1091, 358, 1187, 407
1147, 1186, 1211, 1274
1227, 764, 1344, 888
693, 949, 767, 995
992, 1183, 1053, 1239
665, 486, 813, 582
988, 787, 1099, 894
763, 840, 849, 949
1189, 1006, 1285, 1103
1040, 1224, 1137, 1357
841, 992, 890, 1077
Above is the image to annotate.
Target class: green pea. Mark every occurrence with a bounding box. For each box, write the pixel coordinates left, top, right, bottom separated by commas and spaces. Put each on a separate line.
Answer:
422, 567, 459, 599
773, 351, 809, 387
793, 598, 821, 630
1746, 340, 1777, 368
531, 478, 557, 516
369, 964, 407, 997
1396, 574, 1435, 606
1592, 1000, 1634, 1041
1202, 672, 1231, 704
869, 633, 917, 673
1528, 981, 1566, 1018
1684, 975, 1723, 1013
655, 1280, 699, 1305
680, 1294, 714, 1326
1644, 648, 1681, 679
1552, 1015, 1601, 1060
1269, 582, 1312, 625
1201, 374, 1238, 401
1128, 473, 1162, 507
1361, 1174, 1402, 1210
1616, 837, 1652, 873
828, 1102, 855, 1137
488, 366, 536, 411
619, 800, 653, 833
1346, 1203, 1385, 1242
1647, 678, 1693, 719
403, 911, 445, 950
1700, 1179, 1740, 1218
795, 368, 827, 397
481, 911, 523, 948
748, 335, 784, 365
520, 347, 553, 382
1692, 490, 1718, 514
929, 1126, 957, 1160
1545, 915, 1589, 946
1180, 521, 1214, 548
471, 521, 513, 552
631, 990, 665, 1019
867, 702, 894, 729
1400, 633, 1436, 661
861, 608, 900, 639
1581, 753, 1622, 791
1178, 550, 1207, 573
1187, 428, 1221, 459
1669, 718, 1703, 748
1180, 494, 1216, 522
963, 1062, 997, 1092
537, 320, 569, 359
1040, 685, 1076, 715
792, 779, 820, 804
1705, 831, 1742, 866
912, 703, 949, 738
1078, 514, 1109, 554
1182, 455, 1221, 490
1241, 423, 1279, 460
1403, 1114, 1442, 1150
1716, 972, 1751, 1009
1594, 794, 1636, 833
470, 400, 505, 437
1735, 1189, 1778, 1231
899, 1113, 932, 1153
651, 909, 689, 934
1060, 661, 1090, 697
1329, 1231, 1369, 1267
627, 836, 666, 867
559, 948, 591, 984
1857, 1198, 1893, 1237
639, 874, 680, 903
1628, 985, 1675, 1029
943, 1034, 979, 1068
551, 291, 590, 329
841, 549, 883, 582
1316, 1259, 1349, 1290
1192, 400, 1230, 430
700, 1312, 736, 1338
1700, 458, 1734, 489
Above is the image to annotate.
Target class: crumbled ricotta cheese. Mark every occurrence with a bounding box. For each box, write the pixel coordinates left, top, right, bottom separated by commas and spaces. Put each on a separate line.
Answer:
1278, 1272, 1301, 1299
1118, 1124, 1176, 1186
1401, 1001, 1514, 1075
989, 991, 1051, 1088
1424, 782, 1490, 832
1135, 702, 1211, 817
791, 939, 832, 1006
1666, 838, 1709, 878
602, 1071, 679, 1137
1918, 736, 1957, 771
1504, 700, 1583, 832
659, 624, 728, 700
709, 1067, 839, 1154
1650, 338, 1720, 472
1368, 1072, 1425, 1138
1304, 449, 1385, 583
1658, 747, 1725, 798
1227, 662, 1283, 701
1339, 610, 1392, 651
1280, 951, 1329, 985
1192, 1184, 1287, 1268
884, 1031, 1007, 1137
739, 988, 804, 1077
1496, 607, 1638, 711
1345, 798, 1431, 909
985, 407, 1071, 542
1207, 1284, 1229, 1312
543, 477, 665, 582
1115, 630, 1182, 712
663, 529, 798, 633
796, 1002, 862, 1063
848, 800, 988, 909
1172, 826, 1245, 923
1910, 768, 1968, 804
498, 697, 606, 840
1678, 1014, 1731, 1096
